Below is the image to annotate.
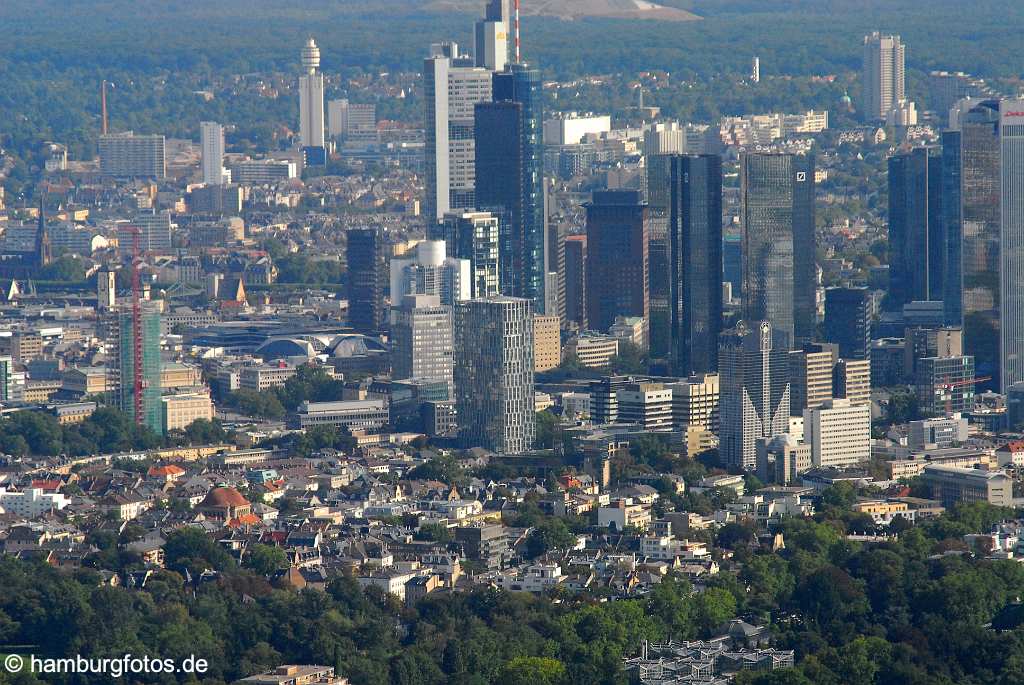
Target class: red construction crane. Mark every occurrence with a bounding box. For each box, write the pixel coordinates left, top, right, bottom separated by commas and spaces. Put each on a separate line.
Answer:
122, 224, 145, 426
939, 375, 990, 416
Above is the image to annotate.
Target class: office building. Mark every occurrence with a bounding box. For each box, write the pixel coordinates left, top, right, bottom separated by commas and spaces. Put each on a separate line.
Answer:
668, 373, 720, 433
723, 234, 742, 298
584, 190, 649, 337
916, 355, 976, 417
954, 100, 1001, 381
299, 38, 326, 152
669, 154, 722, 375
1001, 101, 1024, 391
756, 434, 812, 486
789, 343, 839, 416
347, 228, 387, 333
473, 0, 510, 71
908, 416, 969, 449
296, 399, 390, 431
389, 239, 470, 306
923, 464, 1012, 508
327, 99, 376, 140
888, 147, 944, 306
533, 314, 561, 372
424, 48, 494, 222
118, 212, 172, 255
563, 235, 587, 329
862, 32, 905, 122
98, 270, 116, 310
440, 211, 500, 297
115, 302, 163, 433
0, 356, 26, 403
476, 63, 546, 311
617, 382, 673, 431
229, 159, 298, 184
456, 523, 509, 570
803, 398, 871, 468
824, 287, 871, 360
200, 121, 228, 186
454, 297, 535, 453
1009, 382, 1024, 430
740, 153, 816, 346
719, 321, 791, 470
905, 327, 963, 380
567, 333, 619, 368
99, 132, 166, 178
392, 295, 454, 397
162, 392, 214, 432
648, 216, 670, 359
834, 358, 871, 406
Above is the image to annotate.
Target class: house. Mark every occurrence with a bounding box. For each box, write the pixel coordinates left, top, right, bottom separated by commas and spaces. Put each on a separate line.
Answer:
233, 665, 347, 685
597, 498, 652, 532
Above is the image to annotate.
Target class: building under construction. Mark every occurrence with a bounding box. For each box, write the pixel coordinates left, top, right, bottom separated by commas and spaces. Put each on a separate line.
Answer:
109, 301, 163, 433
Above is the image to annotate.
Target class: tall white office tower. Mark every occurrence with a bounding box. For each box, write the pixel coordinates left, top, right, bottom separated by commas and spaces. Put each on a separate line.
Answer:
393, 294, 455, 398
474, 0, 510, 71
299, 37, 325, 149
862, 32, 905, 122
200, 121, 228, 186
751, 56, 760, 83
424, 45, 494, 223
455, 297, 535, 453
719, 321, 792, 470
1001, 100, 1024, 391
389, 239, 472, 307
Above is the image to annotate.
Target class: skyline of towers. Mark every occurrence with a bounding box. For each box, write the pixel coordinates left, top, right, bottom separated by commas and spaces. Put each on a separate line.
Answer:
454, 296, 535, 453
862, 32, 905, 122
669, 154, 722, 376
299, 37, 326, 153
584, 190, 649, 339
740, 152, 816, 347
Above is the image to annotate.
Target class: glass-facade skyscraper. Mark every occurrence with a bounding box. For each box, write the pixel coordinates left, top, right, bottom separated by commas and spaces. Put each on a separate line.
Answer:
1000, 100, 1024, 391
888, 146, 944, 307
740, 152, 816, 347
584, 190, 649, 337
669, 154, 723, 376
347, 227, 387, 333
117, 302, 163, 434
474, 64, 546, 313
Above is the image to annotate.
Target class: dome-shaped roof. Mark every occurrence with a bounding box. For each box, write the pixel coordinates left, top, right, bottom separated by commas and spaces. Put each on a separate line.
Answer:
201, 486, 249, 508
257, 337, 317, 360
327, 334, 387, 358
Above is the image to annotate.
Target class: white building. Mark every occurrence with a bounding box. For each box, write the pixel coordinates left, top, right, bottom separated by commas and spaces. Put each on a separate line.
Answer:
863, 32, 906, 122
886, 99, 918, 127
803, 398, 871, 468
473, 0, 510, 71
543, 113, 612, 145
389, 240, 471, 307
299, 38, 325, 149
424, 45, 494, 222
392, 294, 454, 396
0, 488, 70, 518
200, 121, 229, 185
617, 382, 673, 431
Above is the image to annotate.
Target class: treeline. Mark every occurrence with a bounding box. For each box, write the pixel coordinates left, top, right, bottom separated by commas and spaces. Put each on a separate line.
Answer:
221, 365, 347, 420
3, 499, 1024, 684
0, 406, 225, 457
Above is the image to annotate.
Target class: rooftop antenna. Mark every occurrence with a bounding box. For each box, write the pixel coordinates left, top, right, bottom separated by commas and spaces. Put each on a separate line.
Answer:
514, 0, 521, 63
101, 80, 109, 135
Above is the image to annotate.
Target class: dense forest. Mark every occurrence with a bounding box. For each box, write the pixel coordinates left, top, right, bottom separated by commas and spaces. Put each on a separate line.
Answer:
2, 498, 1024, 684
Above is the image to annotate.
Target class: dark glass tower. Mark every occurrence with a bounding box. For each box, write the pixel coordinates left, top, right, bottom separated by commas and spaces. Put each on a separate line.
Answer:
669, 154, 723, 375
888, 146, 944, 307
563, 235, 587, 330
824, 287, 871, 360
740, 152, 816, 347
346, 227, 387, 333
942, 129, 963, 326
584, 190, 649, 335
475, 63, 546, 313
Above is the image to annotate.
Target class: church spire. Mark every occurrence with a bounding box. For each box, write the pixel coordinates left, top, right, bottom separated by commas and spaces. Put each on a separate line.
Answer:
36, 193, 52, 268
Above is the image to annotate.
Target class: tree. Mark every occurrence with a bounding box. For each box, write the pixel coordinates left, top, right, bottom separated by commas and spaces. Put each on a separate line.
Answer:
534, 411, 559, 450
497, 657, 566, 685
244, 544, 288, 576
524, 518, 577, 559
693, 588, 737, 636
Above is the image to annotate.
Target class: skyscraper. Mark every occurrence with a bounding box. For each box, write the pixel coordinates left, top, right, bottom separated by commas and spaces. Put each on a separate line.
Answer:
957, 100, 1001, 384
1000, 100, 1024, 390
719, 321, 792, 470
393, 295, 454, 398
942, 129, 963, 326
862, 32, 905, 122
740, 152, 816, 347
424, 47, 494, 223
474, 0, 510, 71
563, 235, 587, 330
200, 121, 227, 186
299, 38, 326, 153
389, 239, 471, 306
440, 211, 500, 298
584, 190, 649, 338
888, 147, 944, 306
347, 228, 387, 333
455, 297, 535, 453
824, 287, 872, 361
669, 154, 722, 376
475, 63, 546, 312
115, 302, 163, 434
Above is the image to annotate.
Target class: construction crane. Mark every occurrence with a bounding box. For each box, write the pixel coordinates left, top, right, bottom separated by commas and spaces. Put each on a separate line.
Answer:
120, 224, 146, 426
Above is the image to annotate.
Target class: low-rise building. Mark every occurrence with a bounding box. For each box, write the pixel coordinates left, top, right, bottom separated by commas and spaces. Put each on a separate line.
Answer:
295, 400, 389, 431
922, 464, 1013, 508
597, 498, 652, 531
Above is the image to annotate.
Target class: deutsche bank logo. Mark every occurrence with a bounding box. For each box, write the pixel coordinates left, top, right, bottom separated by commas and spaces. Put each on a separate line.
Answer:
796, 172, 806, 182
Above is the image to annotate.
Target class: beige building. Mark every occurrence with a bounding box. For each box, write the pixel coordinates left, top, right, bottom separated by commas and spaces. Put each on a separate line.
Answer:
567, 334, 618, 368
62, 367, 113, 396
669, 373, 720, 432
239, 363, 297, 392
533, 315, 562, 372
922, 464, 1013, 508
617, 382, 673, 430
790, 344, 837, 415
25, 380, 62, 403
161, 363, 203, 390
162, 392, 214, 431
804, 398, 871, 468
